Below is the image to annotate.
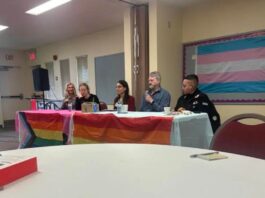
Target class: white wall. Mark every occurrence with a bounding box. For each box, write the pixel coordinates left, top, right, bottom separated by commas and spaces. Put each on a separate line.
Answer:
182, 0, 265, 43
156, 2, 183, 108
149, 0, 183, 108
0, 25, 123, 120
149, 0, 158, 72
35, 25, 124, 99
146, 0, 265, 121
124, 7, 133, 94
0, 49, 33, 120
182, 0, 265, 122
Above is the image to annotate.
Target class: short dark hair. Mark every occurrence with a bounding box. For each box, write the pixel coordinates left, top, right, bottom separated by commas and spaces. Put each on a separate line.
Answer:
184, 74, 199, 88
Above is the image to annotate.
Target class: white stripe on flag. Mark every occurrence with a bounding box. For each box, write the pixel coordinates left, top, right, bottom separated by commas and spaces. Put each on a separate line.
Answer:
197, 58, 265, 74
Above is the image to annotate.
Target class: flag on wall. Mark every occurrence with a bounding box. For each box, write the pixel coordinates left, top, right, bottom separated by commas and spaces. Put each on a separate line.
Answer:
196, 35, 265, 102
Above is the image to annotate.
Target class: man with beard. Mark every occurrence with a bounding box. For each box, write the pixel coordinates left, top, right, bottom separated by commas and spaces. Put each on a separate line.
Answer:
140, 71, 171, 112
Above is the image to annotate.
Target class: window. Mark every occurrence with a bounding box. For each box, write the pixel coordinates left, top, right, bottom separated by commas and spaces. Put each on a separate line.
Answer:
60, 59, 70, 97
45, 62, 55, 99
95, 53, 125, 104
77, 56, 88, 85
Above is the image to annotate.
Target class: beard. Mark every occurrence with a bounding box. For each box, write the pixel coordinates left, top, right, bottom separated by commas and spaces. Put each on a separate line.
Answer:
149, 84, 154, 89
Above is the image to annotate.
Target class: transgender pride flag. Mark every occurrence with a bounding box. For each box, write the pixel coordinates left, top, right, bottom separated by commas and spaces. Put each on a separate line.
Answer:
196, 35, 265, 102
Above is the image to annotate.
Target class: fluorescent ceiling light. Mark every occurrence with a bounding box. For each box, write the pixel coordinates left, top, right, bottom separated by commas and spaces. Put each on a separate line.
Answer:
26, 0, 72, 15
0, 25, 8, 31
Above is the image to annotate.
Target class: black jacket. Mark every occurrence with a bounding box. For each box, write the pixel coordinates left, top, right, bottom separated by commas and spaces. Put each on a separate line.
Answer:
75, 94, 100, 111
175, 89, 220, 133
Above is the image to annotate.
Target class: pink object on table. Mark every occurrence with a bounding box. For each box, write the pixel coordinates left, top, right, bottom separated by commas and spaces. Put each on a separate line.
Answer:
30, 99, 37, 110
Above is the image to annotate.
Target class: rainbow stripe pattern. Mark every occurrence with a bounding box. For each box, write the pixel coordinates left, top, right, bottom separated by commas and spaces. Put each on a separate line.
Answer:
72, 113, 173, 145
18, 111, 71, 148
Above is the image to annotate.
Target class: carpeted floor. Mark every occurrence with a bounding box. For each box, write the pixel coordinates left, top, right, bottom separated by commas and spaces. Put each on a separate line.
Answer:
0, 120, 19, 151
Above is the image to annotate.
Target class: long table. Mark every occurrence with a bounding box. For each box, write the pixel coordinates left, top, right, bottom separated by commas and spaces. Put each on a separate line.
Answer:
16, 110, 213, 149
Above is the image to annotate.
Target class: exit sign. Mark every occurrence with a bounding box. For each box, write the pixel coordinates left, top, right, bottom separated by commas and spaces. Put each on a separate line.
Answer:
28, 52, 36, 61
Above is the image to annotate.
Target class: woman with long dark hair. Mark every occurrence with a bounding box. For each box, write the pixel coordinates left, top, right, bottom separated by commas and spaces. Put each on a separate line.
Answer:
113, 80, 136, 111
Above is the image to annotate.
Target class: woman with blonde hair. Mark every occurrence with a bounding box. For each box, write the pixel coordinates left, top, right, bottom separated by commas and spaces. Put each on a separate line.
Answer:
61, 82, 78, 110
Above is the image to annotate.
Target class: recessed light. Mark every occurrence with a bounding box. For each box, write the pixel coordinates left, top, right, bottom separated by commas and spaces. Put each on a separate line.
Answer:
0, 25, 8, 31
26, 0, 72, 16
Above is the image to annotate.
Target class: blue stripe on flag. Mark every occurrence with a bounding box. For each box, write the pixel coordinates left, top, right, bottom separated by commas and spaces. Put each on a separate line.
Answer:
198, 36, 265, 55
198, 81, 265, 93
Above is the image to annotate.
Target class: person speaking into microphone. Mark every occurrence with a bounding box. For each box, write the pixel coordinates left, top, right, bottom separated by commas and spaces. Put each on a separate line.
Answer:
140, 71, 171, 112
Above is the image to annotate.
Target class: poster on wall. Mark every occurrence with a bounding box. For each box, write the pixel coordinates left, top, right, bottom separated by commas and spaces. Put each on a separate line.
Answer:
183, 30, 265, 103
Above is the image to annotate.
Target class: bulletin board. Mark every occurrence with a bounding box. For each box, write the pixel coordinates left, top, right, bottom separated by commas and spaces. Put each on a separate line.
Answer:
183, 30, 265, 103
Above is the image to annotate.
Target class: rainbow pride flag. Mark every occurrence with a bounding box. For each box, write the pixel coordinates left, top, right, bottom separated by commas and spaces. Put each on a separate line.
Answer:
72, 113, 173, 145
18, 111, 71, 148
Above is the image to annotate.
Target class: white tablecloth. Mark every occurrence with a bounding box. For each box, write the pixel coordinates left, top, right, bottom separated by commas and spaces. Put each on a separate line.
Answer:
171, 113, 213, 148
1, 144, 265, 198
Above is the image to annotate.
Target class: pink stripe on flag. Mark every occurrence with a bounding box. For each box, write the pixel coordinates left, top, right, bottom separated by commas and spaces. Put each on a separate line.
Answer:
198, 70, 265, 84
197, 47, 265, 65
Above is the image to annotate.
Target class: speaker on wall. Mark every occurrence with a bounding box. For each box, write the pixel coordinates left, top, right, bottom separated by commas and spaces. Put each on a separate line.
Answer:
32, 67, 50, 91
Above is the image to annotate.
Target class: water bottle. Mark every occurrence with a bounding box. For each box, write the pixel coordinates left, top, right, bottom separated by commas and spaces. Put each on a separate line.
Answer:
67, 102, 73, 111
93, 103, 99, 112
116, 101, 122, 114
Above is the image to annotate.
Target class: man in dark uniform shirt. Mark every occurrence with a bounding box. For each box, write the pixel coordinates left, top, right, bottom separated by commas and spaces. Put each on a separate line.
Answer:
175, 74, 220, 133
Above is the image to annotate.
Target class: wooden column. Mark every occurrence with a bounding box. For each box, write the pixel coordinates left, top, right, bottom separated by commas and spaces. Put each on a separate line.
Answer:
132, 5, 149, 109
